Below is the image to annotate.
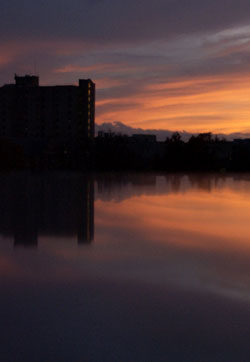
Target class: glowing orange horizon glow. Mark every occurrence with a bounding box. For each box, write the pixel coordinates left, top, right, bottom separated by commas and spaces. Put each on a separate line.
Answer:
95, 72, 250, 134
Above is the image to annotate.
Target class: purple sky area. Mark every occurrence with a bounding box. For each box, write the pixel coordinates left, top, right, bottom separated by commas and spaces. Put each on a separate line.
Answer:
1, 0, 250, 134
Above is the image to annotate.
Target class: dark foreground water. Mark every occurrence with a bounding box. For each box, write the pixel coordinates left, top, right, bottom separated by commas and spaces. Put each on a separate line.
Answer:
1, 172, 250, 362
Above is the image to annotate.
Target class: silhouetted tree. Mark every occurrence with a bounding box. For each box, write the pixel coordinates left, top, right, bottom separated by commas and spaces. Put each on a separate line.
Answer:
164, 132, 186, 170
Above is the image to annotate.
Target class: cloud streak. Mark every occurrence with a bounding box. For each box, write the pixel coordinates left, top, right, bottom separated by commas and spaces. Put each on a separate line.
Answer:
1, 1, 250, 133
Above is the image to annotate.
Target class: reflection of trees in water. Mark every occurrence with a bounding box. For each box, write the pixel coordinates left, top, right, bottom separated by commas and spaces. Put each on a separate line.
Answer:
164, 174, 183, 193
0, 172, 94, 247
96, 173, 157, 202
187, 174, 222, 192
96, 172, 250, 202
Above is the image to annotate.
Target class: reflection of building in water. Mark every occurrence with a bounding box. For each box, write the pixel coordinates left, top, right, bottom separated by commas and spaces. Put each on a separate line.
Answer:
13, 176, 39, 247
0, 173, 94, 247
77, 178, 94, 244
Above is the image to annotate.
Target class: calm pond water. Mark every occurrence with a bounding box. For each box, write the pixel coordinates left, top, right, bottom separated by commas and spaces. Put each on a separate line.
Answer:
1, 172, 250, 361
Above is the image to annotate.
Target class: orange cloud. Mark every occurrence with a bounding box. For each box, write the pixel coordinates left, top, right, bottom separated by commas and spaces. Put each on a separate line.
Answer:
96, 73, 250, 134
55, 63, 125, 74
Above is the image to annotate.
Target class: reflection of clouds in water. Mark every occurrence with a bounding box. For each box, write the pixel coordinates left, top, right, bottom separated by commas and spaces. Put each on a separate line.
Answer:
94, 177, 250, 303
1, 212, 250, 305
1, 172, 250, 305
1, 173, 250, 362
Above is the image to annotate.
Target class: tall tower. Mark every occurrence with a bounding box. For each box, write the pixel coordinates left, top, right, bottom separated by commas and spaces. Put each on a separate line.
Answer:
78, 79, 95, 142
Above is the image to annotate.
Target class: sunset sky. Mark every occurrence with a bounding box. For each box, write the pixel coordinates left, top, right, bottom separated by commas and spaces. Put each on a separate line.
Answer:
1, 0, 250, 134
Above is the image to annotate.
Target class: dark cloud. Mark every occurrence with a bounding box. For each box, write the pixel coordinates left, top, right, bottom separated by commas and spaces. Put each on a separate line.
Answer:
1, 0, 250, 43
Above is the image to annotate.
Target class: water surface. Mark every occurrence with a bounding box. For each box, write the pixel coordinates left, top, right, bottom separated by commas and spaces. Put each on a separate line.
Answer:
1, 172, 250, 361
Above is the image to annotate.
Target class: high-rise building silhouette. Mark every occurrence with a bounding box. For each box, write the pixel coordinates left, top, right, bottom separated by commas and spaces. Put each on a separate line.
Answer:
0, 75, 95, 145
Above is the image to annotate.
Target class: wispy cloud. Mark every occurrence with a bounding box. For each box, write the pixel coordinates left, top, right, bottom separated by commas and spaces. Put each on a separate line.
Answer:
1, 1, 250, 133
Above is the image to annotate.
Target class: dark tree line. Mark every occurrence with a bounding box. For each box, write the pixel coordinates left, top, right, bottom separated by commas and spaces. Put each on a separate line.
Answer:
1, 132, 250, 171
94, 132, 250, 172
